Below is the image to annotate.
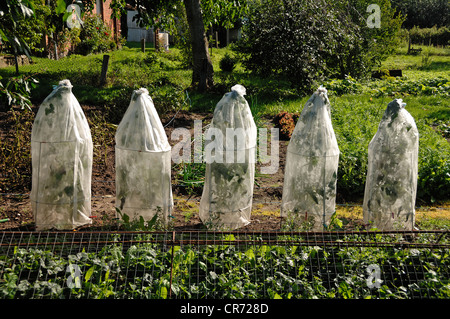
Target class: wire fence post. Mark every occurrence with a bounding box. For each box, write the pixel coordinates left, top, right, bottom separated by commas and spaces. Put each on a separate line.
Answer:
169, 230, 175, 298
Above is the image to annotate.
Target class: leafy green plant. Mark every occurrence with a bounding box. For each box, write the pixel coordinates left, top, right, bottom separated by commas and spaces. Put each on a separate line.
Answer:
219, 53, 236, 72
1, 232, 449, 299
235, 0, 404, 91
0, 74, 38, 111
115, 207, 161, 231
0, 0, 35, 63
391, 0, 449, 29
327, 212, 344, 230
174, 162, 206, 196
324, 76, 364, 96
419, 47, 433, 69
73, 14, 117, 56
417, 145, 450, 203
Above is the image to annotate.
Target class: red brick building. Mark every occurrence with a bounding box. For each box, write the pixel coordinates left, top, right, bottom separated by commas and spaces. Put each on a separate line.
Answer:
92, 0, 121, 42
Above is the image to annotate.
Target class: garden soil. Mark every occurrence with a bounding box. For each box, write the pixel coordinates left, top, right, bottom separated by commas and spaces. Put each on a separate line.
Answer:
1, 106, 447, 231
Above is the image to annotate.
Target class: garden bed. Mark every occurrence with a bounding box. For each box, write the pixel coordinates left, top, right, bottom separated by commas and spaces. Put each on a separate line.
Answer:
0, 107, 290, 231
1, 104, 449, 232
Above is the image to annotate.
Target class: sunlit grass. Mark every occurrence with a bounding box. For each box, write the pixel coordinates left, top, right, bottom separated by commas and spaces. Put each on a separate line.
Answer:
336, 202, 450, 230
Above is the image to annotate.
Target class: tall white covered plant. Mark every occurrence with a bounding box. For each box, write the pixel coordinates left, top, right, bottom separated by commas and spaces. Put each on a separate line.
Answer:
363, 99, 419, 230
115, 88, 173, 225
31, 80, 93, 230
281, 86, 340, 230
199, 84, 257, 230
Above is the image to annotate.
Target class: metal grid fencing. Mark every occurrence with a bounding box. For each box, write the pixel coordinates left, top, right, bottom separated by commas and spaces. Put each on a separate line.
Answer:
1, 230, 449, 299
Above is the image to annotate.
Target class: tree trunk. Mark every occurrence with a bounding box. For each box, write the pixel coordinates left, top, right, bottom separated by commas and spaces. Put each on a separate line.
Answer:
183, 0, 214, 92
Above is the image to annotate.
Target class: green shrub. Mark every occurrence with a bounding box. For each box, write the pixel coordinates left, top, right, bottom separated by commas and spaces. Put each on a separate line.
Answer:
416, 123, 450, 203
369, 76, 449, 97
219, 53, 236, 72
235, 0, 403, 92
0, 74, 38, 112
74, 15, 116, 56
401, 26, 450, 47
1, 233, 449, 299
391, 0, 449, 29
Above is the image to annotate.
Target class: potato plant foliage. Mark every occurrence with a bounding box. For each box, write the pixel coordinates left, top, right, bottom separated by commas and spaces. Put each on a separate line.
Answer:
1, 233, 449, 299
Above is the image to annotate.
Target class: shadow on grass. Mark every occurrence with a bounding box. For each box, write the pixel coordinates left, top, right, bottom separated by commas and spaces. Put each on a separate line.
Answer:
427, 108, 450, 122
419, 60, 450, 71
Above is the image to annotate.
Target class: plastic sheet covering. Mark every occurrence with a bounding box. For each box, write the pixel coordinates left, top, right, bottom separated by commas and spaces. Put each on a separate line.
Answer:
115, 88, 173, 224
199, 84, 257, 230
363, 99, 419, 230
30, 80, 93, 230
281, 86, 339, 231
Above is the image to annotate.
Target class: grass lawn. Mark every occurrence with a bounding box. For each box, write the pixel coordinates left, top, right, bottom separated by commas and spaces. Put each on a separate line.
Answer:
1, 41, 447, 112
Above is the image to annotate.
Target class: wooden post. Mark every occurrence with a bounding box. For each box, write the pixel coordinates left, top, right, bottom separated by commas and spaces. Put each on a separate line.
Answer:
100, 54, 110, 86
52, 32, 59, 60
14, 50, 19, 75
155, 28, 160, 51
407, 31, 411, 55
141, 38, 145, 53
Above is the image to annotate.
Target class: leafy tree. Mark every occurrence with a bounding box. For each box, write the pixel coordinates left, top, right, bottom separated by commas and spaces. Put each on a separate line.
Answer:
391, 0, 449, 29
235, 0, 403, 92
3, 0, 58, 58
236, 0, 339, 92
331, 0, 405, 76
132, 0, 248, 92
44, 0, 100, 59
73, 14, 117, 55
0, 0, 35, 73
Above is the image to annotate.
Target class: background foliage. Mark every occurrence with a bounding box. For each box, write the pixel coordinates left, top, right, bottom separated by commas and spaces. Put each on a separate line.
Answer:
73, 14, 118, 55
235, 0, 404, 92
0, 0, 35, 62
391, 0, 449, 29
401, 26, 450, 47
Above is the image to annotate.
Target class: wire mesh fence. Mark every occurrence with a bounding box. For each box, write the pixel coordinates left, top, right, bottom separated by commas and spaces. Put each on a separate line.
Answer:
1, 230, 449, 299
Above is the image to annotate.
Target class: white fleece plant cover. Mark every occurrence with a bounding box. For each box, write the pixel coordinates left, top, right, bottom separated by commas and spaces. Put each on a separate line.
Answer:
115, 88, 173, 224
31, 80, 93, 230
363, 99, 419, 230
281, 86, 339, 231
199, 84, 257, 230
